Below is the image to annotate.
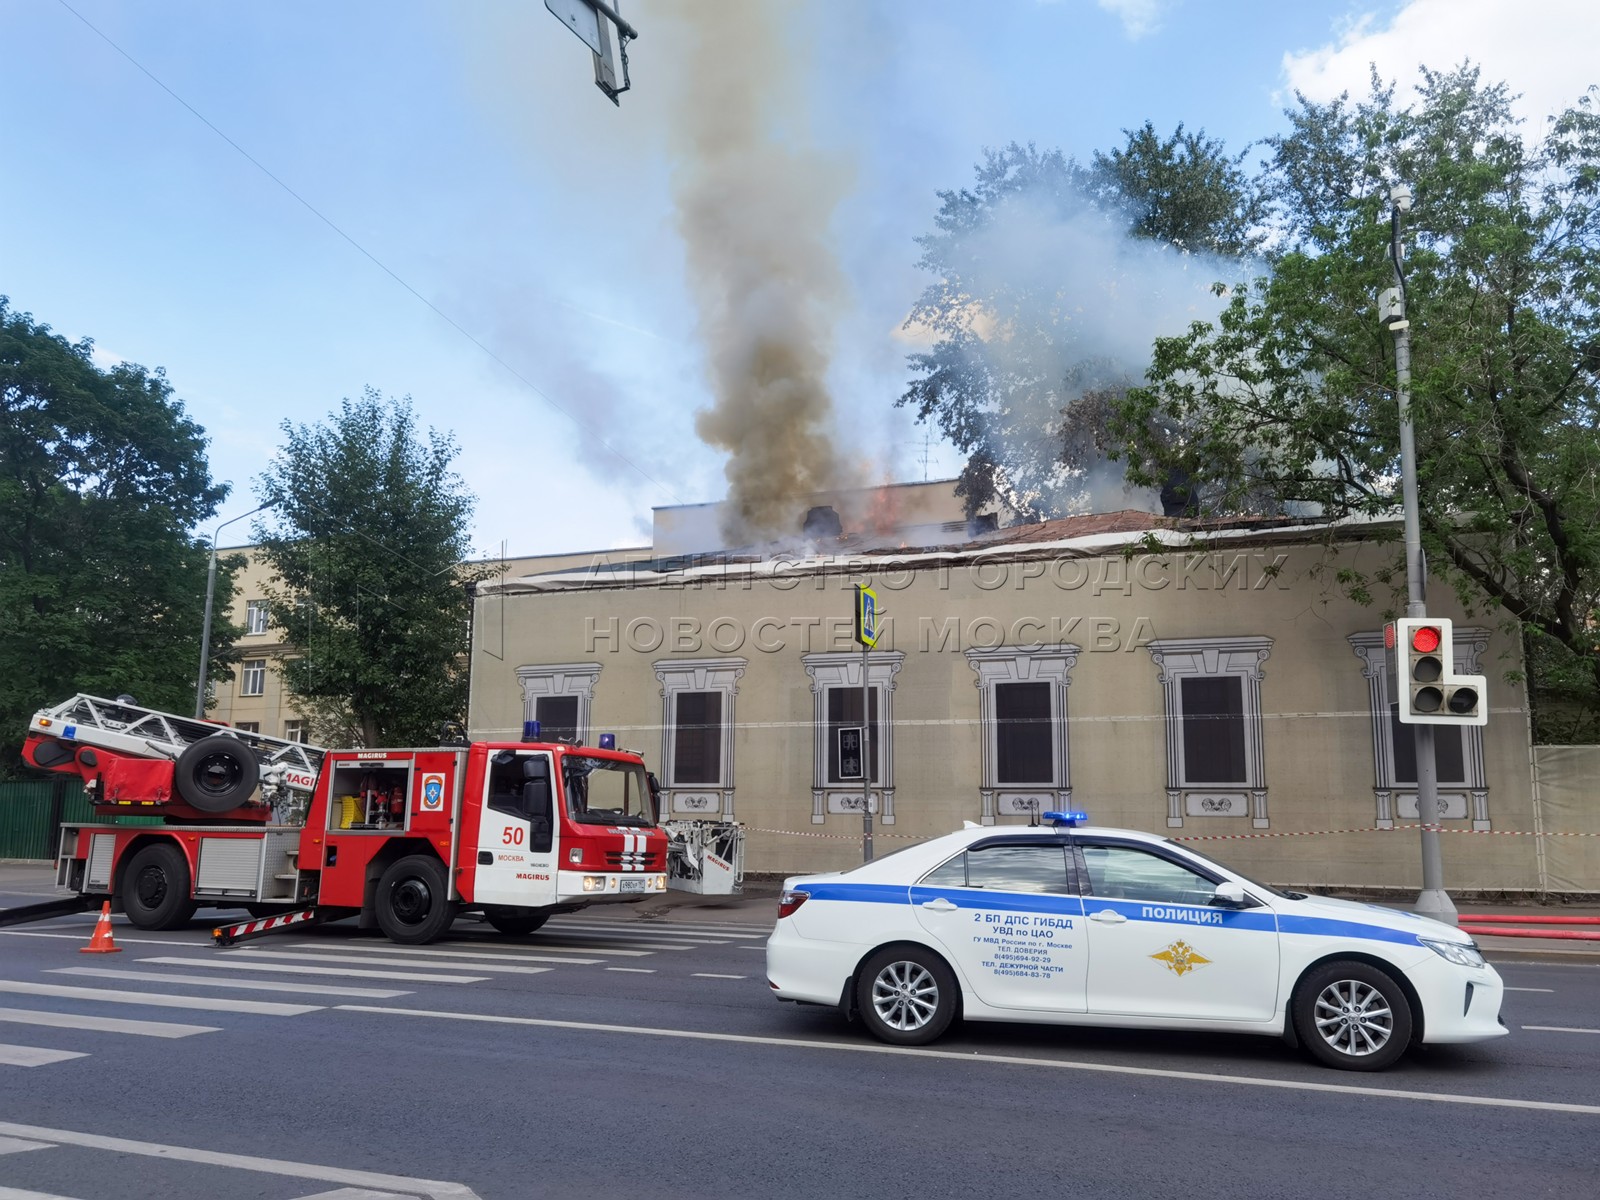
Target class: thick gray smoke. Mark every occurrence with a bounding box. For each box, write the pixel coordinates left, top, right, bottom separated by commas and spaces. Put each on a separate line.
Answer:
661, 0, 855, 544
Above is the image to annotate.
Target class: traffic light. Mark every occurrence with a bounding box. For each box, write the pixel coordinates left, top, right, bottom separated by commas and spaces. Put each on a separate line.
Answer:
1385, 618, 1488, 726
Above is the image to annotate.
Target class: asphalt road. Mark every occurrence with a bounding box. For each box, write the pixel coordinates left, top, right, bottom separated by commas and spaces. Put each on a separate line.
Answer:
1, 894, 1598, 1200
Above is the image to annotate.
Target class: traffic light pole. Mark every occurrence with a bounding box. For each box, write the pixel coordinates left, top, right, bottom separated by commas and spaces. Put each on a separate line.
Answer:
1387, 185, 1456, 924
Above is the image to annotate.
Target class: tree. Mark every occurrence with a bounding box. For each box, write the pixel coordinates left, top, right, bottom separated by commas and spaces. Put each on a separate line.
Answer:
1115, 67, 1600, 740
0, 298, 232, 773
899, 132, 1262, 517
256, 389, 486, 748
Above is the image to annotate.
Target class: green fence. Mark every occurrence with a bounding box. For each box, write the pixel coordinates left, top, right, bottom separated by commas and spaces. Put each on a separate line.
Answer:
0, 778, 160, 860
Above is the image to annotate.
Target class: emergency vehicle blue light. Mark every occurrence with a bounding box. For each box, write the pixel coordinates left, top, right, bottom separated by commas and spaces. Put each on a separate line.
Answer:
599, 733, 616, 750
1043, 810, 1089, 827
522, 720, 540, 742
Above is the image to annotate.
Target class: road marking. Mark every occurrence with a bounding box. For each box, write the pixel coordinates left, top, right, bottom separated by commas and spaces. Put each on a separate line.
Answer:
0, 1007, 216, 1038
556, 928, 755, 947
603, 967, 656, 974
138, 957, 489, 984
49, 968, 410, 1000
0, 1135, 54, 1153
1503, 987, 1554, 993
691, 973, 747, 980
222, 950, 550, 976
524, 934, 703, 951
0, 1045, 88, 1068
336, 1005, 1600, 1117
282, 943, 602, 966
1522, 1025, 1600, 1034
0, 1186, 85, 1200
291, 1190, 416, 1200
0, 930, 197, 947
740, 946, 765, 951
0, 980, 318, 1017
0, 1121, 480, 1200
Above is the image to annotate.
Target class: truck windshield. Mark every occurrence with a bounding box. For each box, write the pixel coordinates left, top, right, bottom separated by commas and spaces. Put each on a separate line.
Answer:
561, 756, 656, 828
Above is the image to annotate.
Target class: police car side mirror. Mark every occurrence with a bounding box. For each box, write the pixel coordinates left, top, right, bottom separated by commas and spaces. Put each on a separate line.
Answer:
1210, 882, 1254, 909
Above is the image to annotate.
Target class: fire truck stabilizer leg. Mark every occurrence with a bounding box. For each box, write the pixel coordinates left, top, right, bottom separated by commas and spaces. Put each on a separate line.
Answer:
212, 908, 323, 947
0, 895, 96, 929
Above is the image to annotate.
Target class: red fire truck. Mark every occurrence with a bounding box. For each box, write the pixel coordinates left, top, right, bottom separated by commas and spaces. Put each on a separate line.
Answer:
10, 695, 669, 945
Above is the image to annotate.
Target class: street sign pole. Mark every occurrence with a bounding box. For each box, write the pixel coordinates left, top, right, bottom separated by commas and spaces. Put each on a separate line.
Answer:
855, 585, 879, 863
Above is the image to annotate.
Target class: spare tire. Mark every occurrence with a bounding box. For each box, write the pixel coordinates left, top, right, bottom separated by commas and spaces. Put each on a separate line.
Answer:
175, 735, 259, 812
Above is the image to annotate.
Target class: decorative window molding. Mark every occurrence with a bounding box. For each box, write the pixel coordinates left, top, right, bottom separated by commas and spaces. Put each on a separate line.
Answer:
1348, 629, 1490, 829
963, 644, 1080, 825
1146, 637, 1272, 829
514, 662, 602, 747
802, 651, 904, 825
653, 658, 746, 820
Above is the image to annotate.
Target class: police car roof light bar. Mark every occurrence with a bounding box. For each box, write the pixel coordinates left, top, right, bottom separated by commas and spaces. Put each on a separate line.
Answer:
1044, 811, 1089, 828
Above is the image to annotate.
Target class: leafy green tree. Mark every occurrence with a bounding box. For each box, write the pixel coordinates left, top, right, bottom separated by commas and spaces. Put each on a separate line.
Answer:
1115, 67, 1600, 739
899, 132, 1261, 517
256, 389, 486, 748
0, 299, 233, 773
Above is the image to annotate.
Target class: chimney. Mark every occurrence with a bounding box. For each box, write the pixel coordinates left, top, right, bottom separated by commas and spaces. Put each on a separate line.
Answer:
801, 505, 843, 540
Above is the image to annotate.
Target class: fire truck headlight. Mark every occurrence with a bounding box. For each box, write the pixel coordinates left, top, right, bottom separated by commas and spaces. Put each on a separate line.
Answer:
582, 875, 606, 892
568, 847, 583, 863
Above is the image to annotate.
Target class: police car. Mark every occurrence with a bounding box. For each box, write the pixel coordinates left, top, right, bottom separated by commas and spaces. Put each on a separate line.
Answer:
765, 813, 1506, 1071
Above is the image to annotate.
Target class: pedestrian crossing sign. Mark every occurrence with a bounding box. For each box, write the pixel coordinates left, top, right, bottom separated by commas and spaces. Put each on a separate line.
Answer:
855, 585, 879, 648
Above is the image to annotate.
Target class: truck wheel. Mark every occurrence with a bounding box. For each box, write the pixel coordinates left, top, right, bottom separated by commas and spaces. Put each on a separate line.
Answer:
175, 735, 260, 812
1294, 960, 1414, 1071
375, 855, 456, 945
121, 843, 199, 930
484, 909, 549, 936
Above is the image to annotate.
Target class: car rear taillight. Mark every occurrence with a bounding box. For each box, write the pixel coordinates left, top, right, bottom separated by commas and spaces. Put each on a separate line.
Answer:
777, 889, 809, 919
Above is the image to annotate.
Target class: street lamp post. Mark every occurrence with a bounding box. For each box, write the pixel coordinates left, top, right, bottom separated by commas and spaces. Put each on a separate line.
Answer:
194, 500, 280, 719
1381, 184, 1456, 924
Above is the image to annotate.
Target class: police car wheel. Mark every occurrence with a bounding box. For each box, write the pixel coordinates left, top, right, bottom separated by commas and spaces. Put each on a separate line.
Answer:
375, 855, 457, 945
856, 947, 958, 1046
1295, 960, 1413, 1071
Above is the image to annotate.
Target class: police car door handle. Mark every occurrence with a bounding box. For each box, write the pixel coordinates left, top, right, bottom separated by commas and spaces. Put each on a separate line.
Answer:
920, 898, 958, 912
1089, 909, 1127, 924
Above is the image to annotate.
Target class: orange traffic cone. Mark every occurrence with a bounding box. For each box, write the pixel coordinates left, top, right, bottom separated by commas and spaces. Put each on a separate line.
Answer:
80, 902, 121, 954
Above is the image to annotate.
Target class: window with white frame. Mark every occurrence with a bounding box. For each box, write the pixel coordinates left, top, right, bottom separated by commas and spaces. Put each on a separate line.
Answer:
282, 719, 305, 743
1347, 628, 1490, 829
964, 645, 1080, 825
802, 650, 904, 824
1145, 637, 1272, 828
514, 663, 601, 746
654, 658, 745, 818
246, 600, 269, 636
240, 659, 266, 697
235, 721, 260, 734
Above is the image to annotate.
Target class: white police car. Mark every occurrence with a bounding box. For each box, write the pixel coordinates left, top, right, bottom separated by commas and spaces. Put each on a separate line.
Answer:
766, 813, 1506, 1071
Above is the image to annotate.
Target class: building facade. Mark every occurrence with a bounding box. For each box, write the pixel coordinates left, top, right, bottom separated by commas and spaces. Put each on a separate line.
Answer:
467, 504, 1545, 894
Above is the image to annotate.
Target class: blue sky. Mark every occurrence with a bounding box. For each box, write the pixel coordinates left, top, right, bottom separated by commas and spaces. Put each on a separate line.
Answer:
2, 0, 1591, 556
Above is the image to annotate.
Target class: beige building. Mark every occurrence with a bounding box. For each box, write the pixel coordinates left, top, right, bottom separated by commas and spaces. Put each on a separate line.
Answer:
466, 483, 1578, 895
207, 543, 654, 741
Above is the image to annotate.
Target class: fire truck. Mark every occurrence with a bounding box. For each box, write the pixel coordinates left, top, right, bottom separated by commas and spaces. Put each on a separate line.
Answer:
9, 694, 669, 945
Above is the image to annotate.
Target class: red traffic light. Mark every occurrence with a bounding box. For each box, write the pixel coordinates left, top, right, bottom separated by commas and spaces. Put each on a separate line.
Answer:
1410, 625, 1441, 653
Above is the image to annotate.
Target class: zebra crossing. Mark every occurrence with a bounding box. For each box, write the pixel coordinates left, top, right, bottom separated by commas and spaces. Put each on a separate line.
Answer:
0, 914, 772, 1073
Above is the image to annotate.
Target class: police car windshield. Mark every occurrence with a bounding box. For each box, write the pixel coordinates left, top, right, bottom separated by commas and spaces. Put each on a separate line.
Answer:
1167, 841, 1305, 900
562, 756, 655, 828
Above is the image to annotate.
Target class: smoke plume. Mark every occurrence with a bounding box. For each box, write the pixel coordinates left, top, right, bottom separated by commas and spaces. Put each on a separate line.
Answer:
662, 0, 854, 544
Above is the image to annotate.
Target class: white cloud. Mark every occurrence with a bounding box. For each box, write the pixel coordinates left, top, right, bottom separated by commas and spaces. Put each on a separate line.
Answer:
1093, 0, 1168, 39
1282, 0, 1600, 126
